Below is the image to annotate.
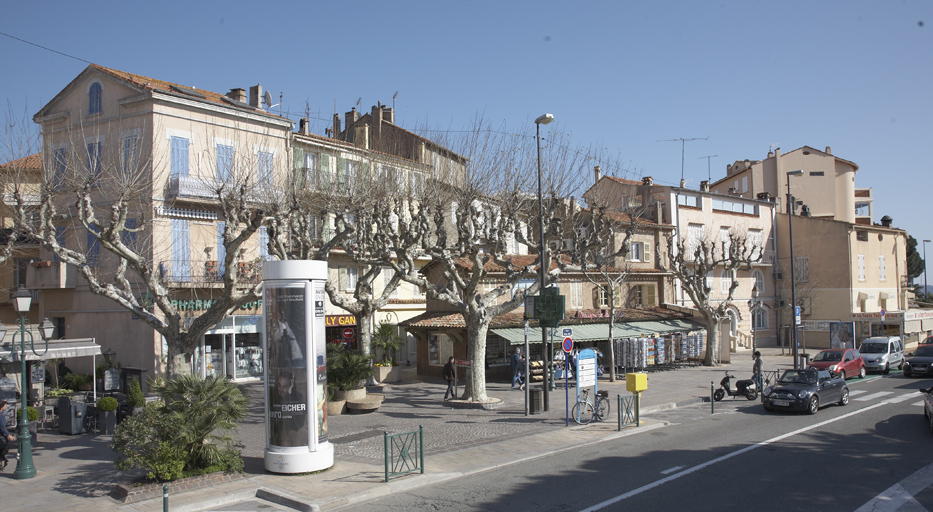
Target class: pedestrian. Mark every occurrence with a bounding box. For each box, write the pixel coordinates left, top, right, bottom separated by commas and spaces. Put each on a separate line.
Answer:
753, 350, 763, 390
510, 348, 522, 389
518, 353, 527, 391
0, 400, 13, 471
443, 356, 457, 401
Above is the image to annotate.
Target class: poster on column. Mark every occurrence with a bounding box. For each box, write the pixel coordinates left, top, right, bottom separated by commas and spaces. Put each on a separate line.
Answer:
266, 285, 309, 447
313, 282, 327, 443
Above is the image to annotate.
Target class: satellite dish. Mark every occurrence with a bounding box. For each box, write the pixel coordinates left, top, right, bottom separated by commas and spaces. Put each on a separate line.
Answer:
263, 91, 273, 108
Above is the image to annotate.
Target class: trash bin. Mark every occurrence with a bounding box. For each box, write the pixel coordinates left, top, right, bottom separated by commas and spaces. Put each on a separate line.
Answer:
530, 388, 543, 414
58, 396, 87, 435
799, 353, 810, 368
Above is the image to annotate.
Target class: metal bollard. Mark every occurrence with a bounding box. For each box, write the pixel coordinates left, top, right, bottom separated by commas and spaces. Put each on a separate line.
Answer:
617, 394, 622, 431
711, 381, 714, 414
163, 484, 169, 512
635, 391, 640, 427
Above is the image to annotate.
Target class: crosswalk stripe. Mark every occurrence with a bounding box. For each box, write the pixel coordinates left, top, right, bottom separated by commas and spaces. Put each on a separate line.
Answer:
912, 401, 925, 407
885, 393, 922, 404
848, 389, 868, 396
853, 391, 895, 402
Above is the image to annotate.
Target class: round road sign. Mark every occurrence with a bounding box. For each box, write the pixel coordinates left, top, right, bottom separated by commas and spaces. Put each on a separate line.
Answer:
343, 327, 355, 339
562, 337, 574, 353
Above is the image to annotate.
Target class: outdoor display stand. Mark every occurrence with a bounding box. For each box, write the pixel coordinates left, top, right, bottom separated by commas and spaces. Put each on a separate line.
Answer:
263, 260, 333, 473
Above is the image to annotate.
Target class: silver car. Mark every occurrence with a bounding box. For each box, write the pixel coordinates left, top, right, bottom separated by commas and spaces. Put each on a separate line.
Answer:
858, 336, 904, 374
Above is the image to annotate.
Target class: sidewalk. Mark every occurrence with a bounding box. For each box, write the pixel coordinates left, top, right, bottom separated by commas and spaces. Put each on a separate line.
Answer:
0, 348, 797, 512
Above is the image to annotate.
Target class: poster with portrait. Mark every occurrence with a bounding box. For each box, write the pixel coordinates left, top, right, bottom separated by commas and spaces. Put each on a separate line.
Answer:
830, 321, 856, 349
265, 285, 309, 447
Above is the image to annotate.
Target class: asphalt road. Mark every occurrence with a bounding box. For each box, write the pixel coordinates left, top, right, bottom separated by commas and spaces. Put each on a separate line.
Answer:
341, 373, 933, 512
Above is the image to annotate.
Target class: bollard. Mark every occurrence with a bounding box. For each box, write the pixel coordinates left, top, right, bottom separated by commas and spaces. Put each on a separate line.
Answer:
636, 391, 640, 427
711, 381, 714, 414
163, 484, 169, 512
617, 394, 622, 431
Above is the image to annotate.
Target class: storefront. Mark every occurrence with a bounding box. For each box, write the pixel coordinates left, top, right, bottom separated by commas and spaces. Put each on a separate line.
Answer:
852, 309, 933, 346
325, 314, 357, 349
194, 315, 264, 381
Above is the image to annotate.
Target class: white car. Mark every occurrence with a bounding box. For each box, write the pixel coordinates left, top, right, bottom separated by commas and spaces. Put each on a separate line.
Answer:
858, 336, 904, 374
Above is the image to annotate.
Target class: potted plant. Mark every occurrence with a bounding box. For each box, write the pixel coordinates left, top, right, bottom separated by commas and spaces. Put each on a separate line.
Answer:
126, 379, 145, 414
97, 396, 119, 434
16, 406, 39, 442
45, 387, 73, 409
326, 342, 374, 402
370, 323, 404, 384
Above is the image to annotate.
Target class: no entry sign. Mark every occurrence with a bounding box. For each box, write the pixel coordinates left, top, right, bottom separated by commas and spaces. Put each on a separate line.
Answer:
343, 327, 354, 339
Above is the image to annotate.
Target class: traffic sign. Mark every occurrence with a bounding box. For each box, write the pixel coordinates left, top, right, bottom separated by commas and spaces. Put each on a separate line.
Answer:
562, 328, 573, 337
881, 308, 886, 320
562, 337, 573, 353
343, 327, 354, 339
794, 306, 801, 326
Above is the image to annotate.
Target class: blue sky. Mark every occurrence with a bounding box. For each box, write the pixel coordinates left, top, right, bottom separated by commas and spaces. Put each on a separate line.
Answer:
2, 1, 931, 277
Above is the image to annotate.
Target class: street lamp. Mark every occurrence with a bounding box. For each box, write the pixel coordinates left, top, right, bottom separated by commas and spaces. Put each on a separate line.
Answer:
103, 348, 117, 368
923, 240, 930, 301
747, 284, 761, 358
786, 170, 803, 369
0, 289, 51, 479
535, 112, 553, 412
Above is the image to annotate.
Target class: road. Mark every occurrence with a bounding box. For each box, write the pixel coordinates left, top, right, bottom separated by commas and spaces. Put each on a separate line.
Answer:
340, 373, 933, 512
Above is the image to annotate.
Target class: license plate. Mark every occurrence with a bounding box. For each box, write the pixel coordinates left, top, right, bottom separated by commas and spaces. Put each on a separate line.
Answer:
773, 400, 789, 406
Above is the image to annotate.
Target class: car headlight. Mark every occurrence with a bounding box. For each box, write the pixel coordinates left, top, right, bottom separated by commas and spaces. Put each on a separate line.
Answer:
798, 390, 809, 399
764, 386, 774, 396
904, 362, 911, 368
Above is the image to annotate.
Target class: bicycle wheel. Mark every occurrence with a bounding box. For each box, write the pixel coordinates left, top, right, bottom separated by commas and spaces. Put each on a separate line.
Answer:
572, 401, 595, 425
596, 397, 610, 420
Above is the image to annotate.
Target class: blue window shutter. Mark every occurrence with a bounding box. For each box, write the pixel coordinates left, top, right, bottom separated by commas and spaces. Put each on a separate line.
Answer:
217, 145, 233, 182
53, 148, 67, 188
171, 219, 191, 282
89, 83, 102, 115
122, 218, 137, 248
258, 151, 273, 186
217, 222, 226, 276
54, 226, 66, 262
171, 137, 189, 177
87, 226, 100, 267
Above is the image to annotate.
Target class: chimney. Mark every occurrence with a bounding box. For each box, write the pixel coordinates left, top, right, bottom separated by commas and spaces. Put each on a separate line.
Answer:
299, 118, 310, 136
382, 105, 394, 124
345, 108, 359, 128
700, 180, 710, 192
768, 151, 774, 158
594, 166, 602, 184
642, 176, 654, 186
372, 103, 383, 149
757, 192, 772, 201
249, 84, 262, 108
825, 146, 832, 155
880, 215, 893, 227
332, 113, 341, 139
226, 88, 247, 103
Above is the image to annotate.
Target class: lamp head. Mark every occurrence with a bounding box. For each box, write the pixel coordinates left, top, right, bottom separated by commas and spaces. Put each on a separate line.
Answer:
787, 170, 804, 177
535, 113, 554, 125
924, 239, 931, 243
38, 317, 54, 340
13, 288, 32, 315
751, 284, 759, 298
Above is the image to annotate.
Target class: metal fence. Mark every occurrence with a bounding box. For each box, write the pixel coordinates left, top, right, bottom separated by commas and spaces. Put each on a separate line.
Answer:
384, 425, 424, 482
617, 393, 639, 430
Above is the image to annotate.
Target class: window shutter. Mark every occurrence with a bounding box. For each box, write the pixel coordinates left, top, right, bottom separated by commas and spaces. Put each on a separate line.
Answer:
645, 285, 656, 307
259, 226, 271, 261
612, 288, 623, 307
171, 219, 191, 281
216, 222, 226, 276
643, 242, 651, 262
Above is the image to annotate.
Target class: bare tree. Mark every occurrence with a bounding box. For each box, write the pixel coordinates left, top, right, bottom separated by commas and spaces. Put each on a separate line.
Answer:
659, 228, 761, 365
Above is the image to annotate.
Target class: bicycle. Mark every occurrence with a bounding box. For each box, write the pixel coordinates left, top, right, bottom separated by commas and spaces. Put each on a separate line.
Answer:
571, 388, 611, 425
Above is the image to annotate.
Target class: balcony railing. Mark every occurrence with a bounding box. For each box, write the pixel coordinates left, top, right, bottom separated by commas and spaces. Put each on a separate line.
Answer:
158, 260, 262, 285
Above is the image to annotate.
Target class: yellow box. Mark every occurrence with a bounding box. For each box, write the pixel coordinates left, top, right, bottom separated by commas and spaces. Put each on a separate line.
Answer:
626, 372, 648, 393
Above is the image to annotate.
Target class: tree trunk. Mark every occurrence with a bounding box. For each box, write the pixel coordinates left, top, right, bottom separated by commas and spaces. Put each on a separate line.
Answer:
704, 316, 722, 366
356, 312, 373, 358
608, 318, 617, 382
461, 320, 490, 402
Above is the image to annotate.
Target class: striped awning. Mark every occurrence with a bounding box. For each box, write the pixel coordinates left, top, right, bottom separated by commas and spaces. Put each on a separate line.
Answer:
491, 319, 705, 345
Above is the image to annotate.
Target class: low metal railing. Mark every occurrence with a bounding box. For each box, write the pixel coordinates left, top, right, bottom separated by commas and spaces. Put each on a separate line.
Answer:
384, 425, 424, 482
617, 393, 639, 430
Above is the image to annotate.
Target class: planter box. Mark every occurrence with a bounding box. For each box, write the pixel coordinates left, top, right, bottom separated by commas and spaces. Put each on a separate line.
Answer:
334, 388, 366, 401
326, 399, 346, 416
98, 410, 116, 434
373, 366, 401, 384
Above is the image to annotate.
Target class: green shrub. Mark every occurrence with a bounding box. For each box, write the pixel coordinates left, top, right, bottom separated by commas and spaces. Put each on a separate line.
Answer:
45, 388, 73, 398
127, 379, 145, 408
62, 373, 92, 390
111, 375, 248, 482
16, 406, 39, 422
97, 396, 119, 412
326, 342, 374, 392
371, 323, 403, 366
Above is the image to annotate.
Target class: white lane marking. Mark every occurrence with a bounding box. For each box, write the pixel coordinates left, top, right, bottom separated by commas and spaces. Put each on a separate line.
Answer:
578, 402, 889, 512
854, 391, 895, 402
849, 389, 869, 396
885, 393, 922, 404
854, 463, 933, 512
660, 466, 683, 475
912, 401, 925, 407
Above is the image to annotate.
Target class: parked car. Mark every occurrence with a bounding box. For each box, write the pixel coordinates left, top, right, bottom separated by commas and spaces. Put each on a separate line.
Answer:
762, 369, 848, 414
903, 344, 933, 378
920, 336, 933, 345
922, 387, 933, 435
808, 348, 866, 380
859, 336, 904, 374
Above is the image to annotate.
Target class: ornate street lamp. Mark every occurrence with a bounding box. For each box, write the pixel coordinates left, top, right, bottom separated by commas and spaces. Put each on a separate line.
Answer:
786, 170, 803, 369
103, 348, 117, 368
747, 284, 761, 357
923, 240, 930, 301
0, 289, 51, 479
535, 113, 554, 411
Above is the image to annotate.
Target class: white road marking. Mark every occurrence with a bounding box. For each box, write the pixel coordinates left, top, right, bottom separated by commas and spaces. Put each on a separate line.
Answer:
578, 402, 889, 512
660, 466, 683, 475
849, 389, 869, 396
854, 391, 895, 402
912, 401, 925, 407
885, 393, 923, 404
854, 462, 933, 512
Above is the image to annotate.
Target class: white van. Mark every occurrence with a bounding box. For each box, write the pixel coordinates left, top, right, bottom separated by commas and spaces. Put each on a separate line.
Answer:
858, 336, 904, 374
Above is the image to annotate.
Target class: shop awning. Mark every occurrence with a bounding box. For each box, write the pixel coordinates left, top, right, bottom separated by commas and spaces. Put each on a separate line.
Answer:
1, 337, 101, 361
491, 319, 705, 345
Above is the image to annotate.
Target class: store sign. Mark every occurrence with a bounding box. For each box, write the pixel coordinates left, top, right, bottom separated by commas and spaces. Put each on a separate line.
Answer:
170, 299, 263, 311
800, 320, 831, 332
325, 315, 356, 327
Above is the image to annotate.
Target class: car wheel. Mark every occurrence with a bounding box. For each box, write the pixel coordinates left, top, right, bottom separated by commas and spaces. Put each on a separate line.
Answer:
859, 367, 867, 379
840, 370, 846, 380
839, 388, 849, 406
904, 370, 912, 378
807, 396, 819, 415
883, 364, 890, 375
763, 403, 773, 411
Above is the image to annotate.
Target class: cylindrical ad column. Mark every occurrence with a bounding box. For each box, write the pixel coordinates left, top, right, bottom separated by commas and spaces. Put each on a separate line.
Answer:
263, 260, 333, 473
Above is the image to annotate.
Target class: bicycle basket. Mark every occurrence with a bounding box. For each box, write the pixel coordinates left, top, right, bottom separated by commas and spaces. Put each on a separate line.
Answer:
597, 390, 609, 398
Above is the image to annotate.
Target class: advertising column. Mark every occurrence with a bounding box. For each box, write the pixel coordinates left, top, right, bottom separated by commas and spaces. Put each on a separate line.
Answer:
263, 260, 333, 473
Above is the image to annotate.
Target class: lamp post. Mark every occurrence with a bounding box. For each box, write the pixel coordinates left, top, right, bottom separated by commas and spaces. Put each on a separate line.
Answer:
923, 240, 930, 301
747, 284, 761, 358
786, 170, 803, 369
535, 112, 553, 412
0, 289, 52, 479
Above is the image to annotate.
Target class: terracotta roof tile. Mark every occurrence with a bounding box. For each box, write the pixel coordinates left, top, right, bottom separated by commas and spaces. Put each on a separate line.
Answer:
402, 306, 689, 329
0, 153, 42, 170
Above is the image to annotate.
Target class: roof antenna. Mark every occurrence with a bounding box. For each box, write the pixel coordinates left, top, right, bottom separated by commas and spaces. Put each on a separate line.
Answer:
657, 137, 708, 183
697, 154, 718, 182
392, 91, 398, 111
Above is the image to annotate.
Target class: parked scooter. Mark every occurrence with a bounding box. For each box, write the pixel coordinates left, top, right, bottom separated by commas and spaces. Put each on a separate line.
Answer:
713, 371, 758, 401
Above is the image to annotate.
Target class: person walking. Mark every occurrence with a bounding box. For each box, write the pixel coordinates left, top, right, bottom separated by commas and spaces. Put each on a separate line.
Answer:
752, 350, 763, 391
510, 348, 522, 389
443, 356, 457, 401
0, 400, 14, 471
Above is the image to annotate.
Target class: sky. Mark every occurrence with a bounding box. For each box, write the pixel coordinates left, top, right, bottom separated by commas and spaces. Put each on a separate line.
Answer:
2, 1, 931, 277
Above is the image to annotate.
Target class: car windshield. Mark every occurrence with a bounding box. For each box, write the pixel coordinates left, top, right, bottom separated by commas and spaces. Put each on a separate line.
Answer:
915, 346, 933, 357
778, 370, 817, 384
812, 351, 842, 362
860, 343, 885, 354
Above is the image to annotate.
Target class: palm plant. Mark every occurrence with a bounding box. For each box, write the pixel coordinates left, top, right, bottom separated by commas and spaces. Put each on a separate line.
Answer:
370, 323, 404, 366
326, 342, 375, 393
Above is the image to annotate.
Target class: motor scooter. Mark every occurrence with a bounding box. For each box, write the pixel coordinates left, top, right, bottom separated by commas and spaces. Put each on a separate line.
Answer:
713, 371, 758, 401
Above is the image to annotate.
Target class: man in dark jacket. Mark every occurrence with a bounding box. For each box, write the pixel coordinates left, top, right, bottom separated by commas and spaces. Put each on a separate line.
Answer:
443, 357, 457, 401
